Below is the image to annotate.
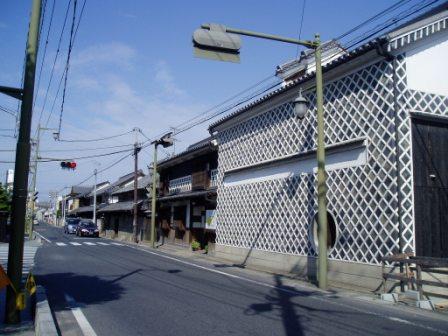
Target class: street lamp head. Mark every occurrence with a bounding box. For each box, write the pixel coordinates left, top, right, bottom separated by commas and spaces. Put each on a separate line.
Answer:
292, 89, 309, 119
52, 132, 59, 140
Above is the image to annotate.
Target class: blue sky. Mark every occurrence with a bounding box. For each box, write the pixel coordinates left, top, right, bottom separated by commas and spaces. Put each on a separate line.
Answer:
0, 0, 434, 201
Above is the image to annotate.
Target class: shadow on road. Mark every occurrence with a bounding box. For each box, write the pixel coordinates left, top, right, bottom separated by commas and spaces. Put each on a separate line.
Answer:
37, 272, 125, 309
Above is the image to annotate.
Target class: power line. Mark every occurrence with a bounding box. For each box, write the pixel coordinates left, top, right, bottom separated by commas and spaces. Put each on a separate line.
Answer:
74, 151, 133, 186
36, 0, 72, 129
57, 129, 134, 143
38, 147, 134, 162
57, 0, 78, 135
0, 105, 17, 117
46, 0, 87, 131
145, 0, 441, 142
34, 0, 56, 108
295, 0, 307, 57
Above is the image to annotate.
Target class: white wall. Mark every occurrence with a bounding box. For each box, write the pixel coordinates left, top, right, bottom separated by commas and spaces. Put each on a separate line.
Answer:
224, 142, 367, 187
406, 31, 448, 97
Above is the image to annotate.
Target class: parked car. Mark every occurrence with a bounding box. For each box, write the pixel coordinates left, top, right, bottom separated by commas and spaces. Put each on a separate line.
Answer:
64, 218, 81, 234
76, 220, 99, 237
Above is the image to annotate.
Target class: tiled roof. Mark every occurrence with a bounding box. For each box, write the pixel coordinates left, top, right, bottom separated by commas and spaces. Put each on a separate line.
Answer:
112, 174, 152, 195
208, 37, 385, 132
208, 3, 448, 132
98, 200, 142, 213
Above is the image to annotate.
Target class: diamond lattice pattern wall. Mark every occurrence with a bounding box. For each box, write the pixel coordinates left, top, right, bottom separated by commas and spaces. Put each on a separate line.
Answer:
216, 59, 406, 265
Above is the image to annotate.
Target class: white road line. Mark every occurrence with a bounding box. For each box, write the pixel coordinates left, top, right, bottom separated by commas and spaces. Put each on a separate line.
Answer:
64, 294, 98, 336
96, 242, 109, 246
56, 242, 67, 246
34, 231, 51, 243
70, 242, 82, 246
110, 242, 123, 246
125, 245, 448, 336
83, 242, 96, 246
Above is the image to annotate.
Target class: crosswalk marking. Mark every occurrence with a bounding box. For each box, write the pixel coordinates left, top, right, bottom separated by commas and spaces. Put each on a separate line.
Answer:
52, 241, 124, 247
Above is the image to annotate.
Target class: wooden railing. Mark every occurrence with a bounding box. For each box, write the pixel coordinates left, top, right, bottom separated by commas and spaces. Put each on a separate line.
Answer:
191, 171, 210, 190
382, 254, 448, 296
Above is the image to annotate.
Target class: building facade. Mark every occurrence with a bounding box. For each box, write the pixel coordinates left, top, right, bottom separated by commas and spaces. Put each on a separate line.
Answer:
157, 138, 218, 248
209, 6, 448, 289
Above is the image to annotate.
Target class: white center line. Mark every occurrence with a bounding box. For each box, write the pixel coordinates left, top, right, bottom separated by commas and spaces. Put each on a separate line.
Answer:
83, 242, 96, 246
64, 294, 98, 336
96, 242, 109, 246
70, 242, 82, 246
110, 242, 123, 246
56, 242, 67, 246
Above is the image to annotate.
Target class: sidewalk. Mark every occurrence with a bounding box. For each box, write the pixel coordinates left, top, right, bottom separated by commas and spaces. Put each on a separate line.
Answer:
0, 238, 41, 334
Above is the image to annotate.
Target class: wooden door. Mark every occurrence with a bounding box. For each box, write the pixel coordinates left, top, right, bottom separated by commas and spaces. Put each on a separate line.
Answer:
412, 115, 448, 258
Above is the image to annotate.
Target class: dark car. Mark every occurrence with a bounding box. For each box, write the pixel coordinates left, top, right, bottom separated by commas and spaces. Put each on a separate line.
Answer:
64, 218, 81, 234
76, 221, 99, 237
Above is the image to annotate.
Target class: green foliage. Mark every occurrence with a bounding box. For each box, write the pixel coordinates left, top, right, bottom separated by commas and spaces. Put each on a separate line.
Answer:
204, 245, 209, 254
0, 183, 11, 213
191, 240, 201, 251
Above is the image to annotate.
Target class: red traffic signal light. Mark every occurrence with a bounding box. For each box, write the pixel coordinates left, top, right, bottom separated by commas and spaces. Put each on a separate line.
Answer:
60, 161, 77, 170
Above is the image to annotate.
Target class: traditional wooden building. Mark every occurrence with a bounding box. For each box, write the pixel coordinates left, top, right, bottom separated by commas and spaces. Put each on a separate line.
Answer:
157, 137, 218, 248
208, 5, 448, 290
99, 170, 147, 241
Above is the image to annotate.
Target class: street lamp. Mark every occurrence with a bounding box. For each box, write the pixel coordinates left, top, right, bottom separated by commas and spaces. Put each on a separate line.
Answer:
293, 89, 309, 119
193, 23, 329, 289
150, 132, 174, 248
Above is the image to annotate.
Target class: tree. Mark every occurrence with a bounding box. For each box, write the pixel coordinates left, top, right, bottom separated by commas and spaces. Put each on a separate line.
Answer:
0, 183, 11, 213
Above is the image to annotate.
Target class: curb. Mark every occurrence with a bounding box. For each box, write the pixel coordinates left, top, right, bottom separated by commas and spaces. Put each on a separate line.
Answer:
35, 286, 58, 336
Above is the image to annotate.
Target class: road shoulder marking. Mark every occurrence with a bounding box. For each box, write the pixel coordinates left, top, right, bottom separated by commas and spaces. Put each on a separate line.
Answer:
124, 244, 448, 335
64, 294, 98, 336
55, 242, 67, 246
34, 231, 51, 243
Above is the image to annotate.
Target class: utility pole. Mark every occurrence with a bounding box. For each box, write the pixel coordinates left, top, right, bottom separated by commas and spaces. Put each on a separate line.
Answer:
150, 133, 173, 248
132, 128, 141, 243
93, 169, 97, 225
150, 143, 158, 248
28, 126, 40, 238
4, 0, 42, 323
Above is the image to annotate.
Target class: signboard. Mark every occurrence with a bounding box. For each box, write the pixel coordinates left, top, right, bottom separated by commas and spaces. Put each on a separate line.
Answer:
205, 209, 217, 230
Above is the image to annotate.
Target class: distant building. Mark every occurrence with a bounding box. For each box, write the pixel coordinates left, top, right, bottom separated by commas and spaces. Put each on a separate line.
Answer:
5, 169, 14, 192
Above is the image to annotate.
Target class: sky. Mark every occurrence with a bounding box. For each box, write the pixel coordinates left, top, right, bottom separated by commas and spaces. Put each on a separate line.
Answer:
0, 0, 438, 201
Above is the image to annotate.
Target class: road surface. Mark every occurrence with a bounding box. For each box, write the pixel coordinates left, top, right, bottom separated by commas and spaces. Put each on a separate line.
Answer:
34, 223, 448, 336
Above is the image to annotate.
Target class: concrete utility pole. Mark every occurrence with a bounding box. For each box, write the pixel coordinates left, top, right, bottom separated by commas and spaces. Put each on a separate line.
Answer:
150, 144, 158, 248
150, 133, 173, 248
4, 0, 42, 322
132, 128, 141, 243
93, 169, 97, 225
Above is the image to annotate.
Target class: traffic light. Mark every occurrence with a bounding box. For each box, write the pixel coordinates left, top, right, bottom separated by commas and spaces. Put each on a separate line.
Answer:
60, 161, 77, 170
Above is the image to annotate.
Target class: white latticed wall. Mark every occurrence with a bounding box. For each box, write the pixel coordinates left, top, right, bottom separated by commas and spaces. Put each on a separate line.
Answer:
214, 46, 448, 266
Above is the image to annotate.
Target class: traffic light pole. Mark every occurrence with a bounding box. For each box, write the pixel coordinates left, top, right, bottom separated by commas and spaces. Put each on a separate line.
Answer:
5, 0, 42, 323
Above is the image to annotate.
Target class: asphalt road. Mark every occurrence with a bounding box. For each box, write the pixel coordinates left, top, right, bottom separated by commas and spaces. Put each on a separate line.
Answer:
33, 223, 448, 336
